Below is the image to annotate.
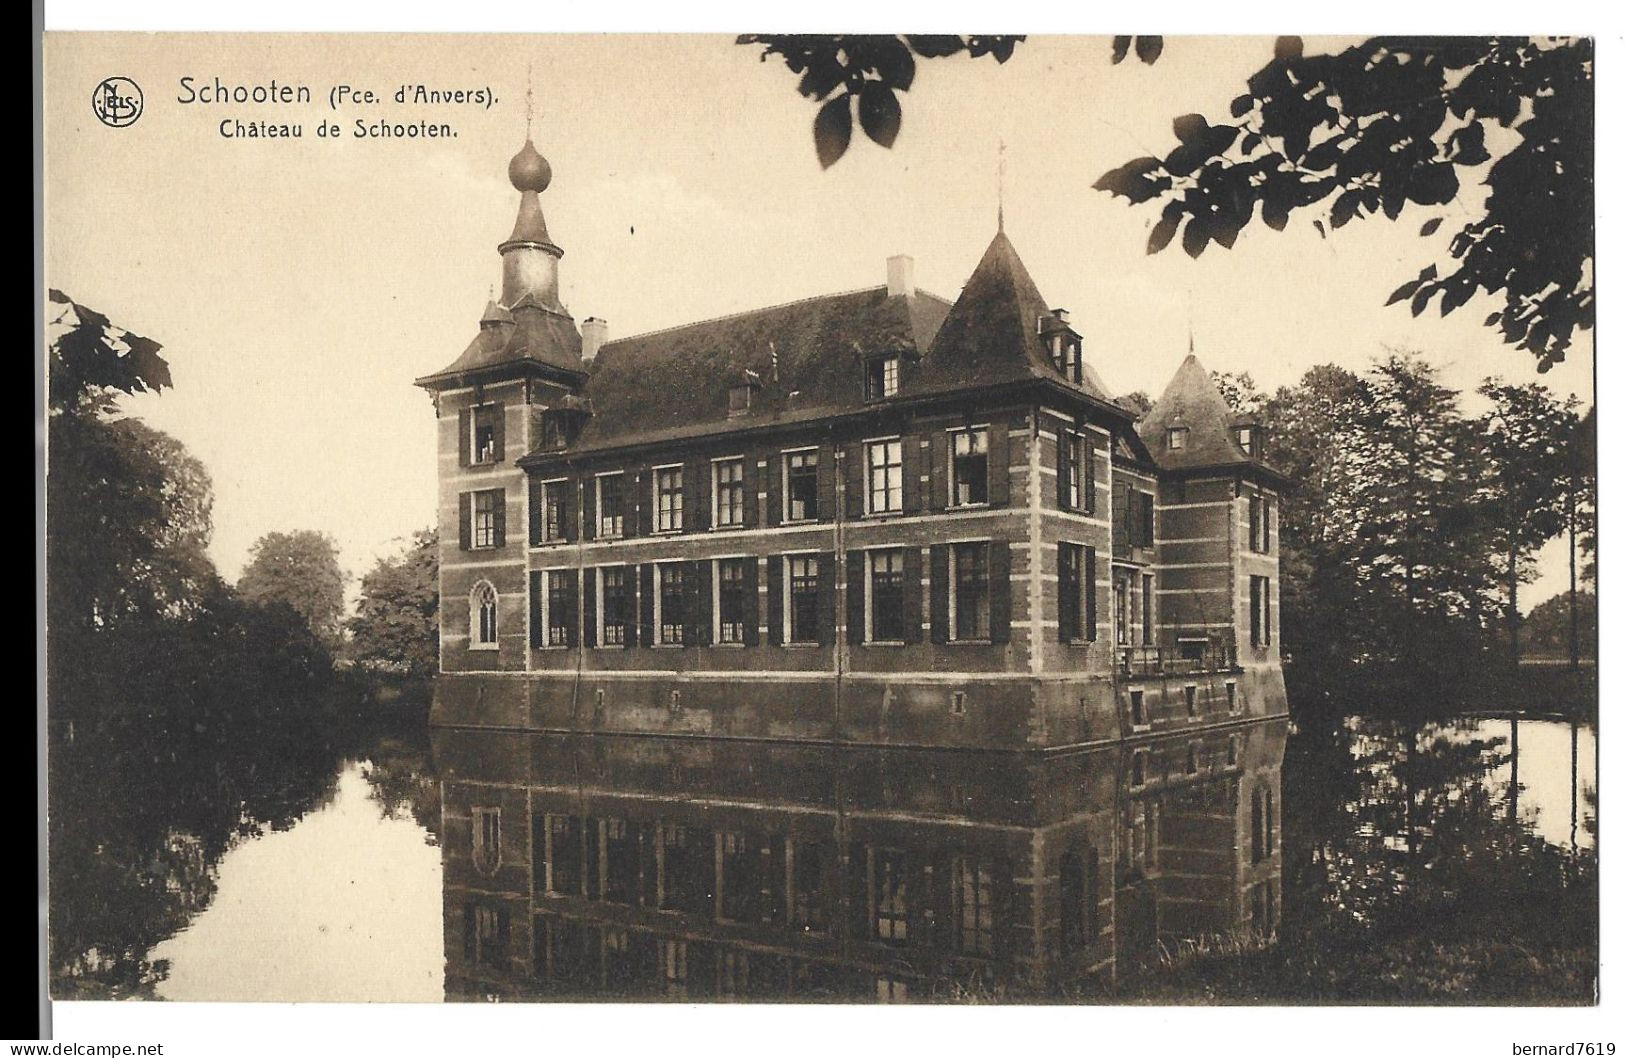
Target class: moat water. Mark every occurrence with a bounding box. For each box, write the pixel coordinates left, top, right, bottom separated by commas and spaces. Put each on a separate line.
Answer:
48, 709, 1596, 1003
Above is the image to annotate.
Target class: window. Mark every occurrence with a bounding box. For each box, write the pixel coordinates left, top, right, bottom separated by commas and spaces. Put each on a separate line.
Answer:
870, 847, 908, 943
1236, 425, 1255, 455
1138, 490, 1155, 546
715, 558, 747, 644
1058, 850, 1098, 952
1131, 749, 1146, 787
1058, 543, 1098, 644
472, 489, 502, 548
540, 480, 566, 543
788, 555, 819, 644
951, 542, 990, 641
597, 473, 625, 538
471, 582, 498, 647
651, 465, 682, 532
541, 412, 566, 450
1250, 575, 1272, 647
955, 857, 995, 956
465, 904, 508, 967
865, 355, 899, 401
1249, 493, 1272, 553
471, 404, 499, 464
1167, 427, 1188, 451
1227, 681, 1238, 712
472, 807, 501, 875
791, 840, 831, 933
728, 383, 753, 415
951, 428, 989, 506
867, 439, 903, 514
1083, 436, 1097, 515
601, 566, 630, 646
1227, 734, 1239, 766
869, 549, 906, 642
1184, 684, 1198, 717
785, 450, 819, 521
714, 459, 745, 527
1262, 496, 1272, 551
658, 562, 686, 645
1061, 432, 1083, 510
545, 571, 572, 647
1130, 689, 1146, 727
545, 813, 582, 895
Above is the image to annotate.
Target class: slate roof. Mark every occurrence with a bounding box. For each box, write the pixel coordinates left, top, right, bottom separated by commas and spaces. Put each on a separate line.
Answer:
916, 232, 1121, 409
565, 285, 953, 452
1136, 353, 1278, 476
416, 304, 585, 386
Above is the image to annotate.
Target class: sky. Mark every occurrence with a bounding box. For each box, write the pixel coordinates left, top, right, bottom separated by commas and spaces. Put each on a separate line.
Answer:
44, 33, 1594, 609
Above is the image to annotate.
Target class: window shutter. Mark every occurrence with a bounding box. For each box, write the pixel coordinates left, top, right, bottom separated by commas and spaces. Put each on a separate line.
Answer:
529, 570, 544, 648
1084, 546, 1098, 642
457, 408, 471, 468
621, 573, 637, 650
528, 478, 543, 546
766, 557, 784, 646
1264, 577, 1272, 645
846, 551, 866, 646
639, 564, 655, 647
697, 462, 714, 531
491, 401, 506, 463
989, 541, 1012, 644
844, 443, 865, 517
583, 568, 598, 648
560, 478, 577, 542
1249, 576, 1262, 647
987, 421, 1010, 506
1263, 498, 1272, 551
1084, 436, 1098, 516
458, 492, 472, 550
1056, 430, 1072, 510
902, 547, 924, 644
930, 432, 949, 510
1057, 545, 1075, 643
815, 445, 835, 522
1112, 480, 1129, 552
902, 435, 922, 513
623, 470, 640, 540
1140, 490, 1154, 545
582, 478, 597, 541
743, 557, 760, 647
743, 455, 760, 528
929, 545, 950, 644
691, 560, 713, 647
815, 552, 837, 647
492, 489, 507, 547
637, 469, 654, 536
766, 452, 783, 526
563, 571, 579, 648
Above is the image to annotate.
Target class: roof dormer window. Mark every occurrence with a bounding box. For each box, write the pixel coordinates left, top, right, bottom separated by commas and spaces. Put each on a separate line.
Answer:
865, 355, 899, 401
1167, 427, 1188, 451
1235, 425, 1262, 457
728, 384, 753, 416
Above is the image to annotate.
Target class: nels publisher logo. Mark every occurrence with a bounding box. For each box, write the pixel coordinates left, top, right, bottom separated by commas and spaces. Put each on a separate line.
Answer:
92, 76, 143, 128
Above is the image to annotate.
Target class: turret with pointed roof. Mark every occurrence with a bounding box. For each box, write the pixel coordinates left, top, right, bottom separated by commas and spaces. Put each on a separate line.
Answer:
1137, 352, 1287, 484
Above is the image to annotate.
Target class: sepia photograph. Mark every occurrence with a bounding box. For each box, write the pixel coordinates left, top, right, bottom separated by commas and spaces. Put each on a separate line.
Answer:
36, 11, 1606, 1053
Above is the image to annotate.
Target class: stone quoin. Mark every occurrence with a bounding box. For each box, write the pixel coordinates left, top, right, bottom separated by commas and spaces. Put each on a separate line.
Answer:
414, 135, 1292, 749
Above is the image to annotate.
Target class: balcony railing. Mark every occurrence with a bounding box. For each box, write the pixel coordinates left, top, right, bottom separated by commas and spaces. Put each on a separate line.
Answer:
1118, 638, 1238, 678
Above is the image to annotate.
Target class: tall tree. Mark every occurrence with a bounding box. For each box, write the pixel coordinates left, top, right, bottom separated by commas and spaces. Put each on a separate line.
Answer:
1094, 36, 1594, 369
1473, 381, 1577, 664
348, 529, 439, 675
237, 531, 348, 651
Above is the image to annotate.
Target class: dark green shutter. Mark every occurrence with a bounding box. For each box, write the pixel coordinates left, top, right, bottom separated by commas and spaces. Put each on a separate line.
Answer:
457, 408, 471, 468
902, 435, 922, 513
743, 558, 760, 647
930, 433, 949, 510
639, 564, 656, 647
563, 571, 578, 648
1084, 546, 1098, 642
1056, 429, 1072, 511
766, 452, 783, 526
581, 478, 597, 541
637, 468, 654, 536
529, 478, 543, 546
491, 402, 505, 463
1084, 436, 1097, 516
1057, 545, 1075, 643
492, 489, 507, 547
743, 456, 760, 527
621, 570, 637, 649
766, 556, 784, 645
696, 560, 713, 646
987, 421, 1010, 506
561, 478, 577, 542
929, 545, 950, 644
530, 570, 544, 648
902, 547, 924, 644
458, 492, 471, 550
844, 443, 865, 517
816, 552, 837, 646
815, 446, 835, 522
583, 568, 598, 648
846, 551, 866, 646
989, 541, 1012, 644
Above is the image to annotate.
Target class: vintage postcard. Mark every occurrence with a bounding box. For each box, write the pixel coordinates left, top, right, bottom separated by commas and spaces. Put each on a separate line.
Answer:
40, 23, 1599, 1051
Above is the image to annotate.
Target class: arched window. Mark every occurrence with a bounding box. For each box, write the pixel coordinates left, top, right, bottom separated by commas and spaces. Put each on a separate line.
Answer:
472, 806, 501, 875
471, 581, 498, 647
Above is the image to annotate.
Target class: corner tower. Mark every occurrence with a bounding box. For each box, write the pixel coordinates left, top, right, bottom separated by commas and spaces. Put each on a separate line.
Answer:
416, 137, 588, 678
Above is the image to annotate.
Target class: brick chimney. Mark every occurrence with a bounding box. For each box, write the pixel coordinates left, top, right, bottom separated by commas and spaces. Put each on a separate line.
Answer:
886, 255, 915, 298
581, 317, 608, 364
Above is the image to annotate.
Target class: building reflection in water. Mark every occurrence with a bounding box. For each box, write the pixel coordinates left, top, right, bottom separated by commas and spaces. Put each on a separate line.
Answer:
436, 720, 1287, 1002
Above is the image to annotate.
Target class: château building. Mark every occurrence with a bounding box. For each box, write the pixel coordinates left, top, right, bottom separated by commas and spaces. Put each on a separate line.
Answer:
414, 137, 1290, 749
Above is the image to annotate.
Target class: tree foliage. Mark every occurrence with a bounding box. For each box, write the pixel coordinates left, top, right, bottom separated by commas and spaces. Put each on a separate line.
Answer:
237, 530, 349, 651
348, 528, 439, 675
1095, 37, 1593, 369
